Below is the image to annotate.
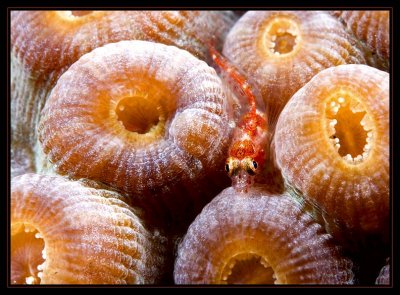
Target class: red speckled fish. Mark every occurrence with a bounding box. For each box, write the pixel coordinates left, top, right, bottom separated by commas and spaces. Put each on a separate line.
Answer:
210, 47, 269, 192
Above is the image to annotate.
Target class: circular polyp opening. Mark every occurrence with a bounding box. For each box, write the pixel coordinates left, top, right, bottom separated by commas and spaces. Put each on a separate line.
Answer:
263, 17, 300, 56
57, 11, 94, 20
116, 96, 161, 134
221, 254, 276, 284
70, 11, 93, 17
326, 95, 373, 164
11, 223, 46, 285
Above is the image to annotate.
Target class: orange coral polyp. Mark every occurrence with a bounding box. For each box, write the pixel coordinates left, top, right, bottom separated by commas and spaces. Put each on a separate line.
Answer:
325, 97, 369, 159
38, 40, 233, 200
10, 10, 237, 177
222, 253, 275, 284
274, 64, 389, 235
11, 223, 45, 284
116, 96, 161, 134
11, 173, 164, 284
10, 10, 391, 285
223, 11, 366, 128
174, 185, 354, 284
261, 16, 301, 57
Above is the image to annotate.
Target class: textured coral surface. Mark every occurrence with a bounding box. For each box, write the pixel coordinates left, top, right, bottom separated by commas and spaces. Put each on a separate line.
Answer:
9, 10, 390, 286
174, 186, 355, 284
375, 259, 390, 285
274, 64, 389, 237
37, 40, 234, 231
38, 40, 233, 195
332, 10, 389, 70
223, 11, 366, 127
11, 173, 165, 284
11, 10, 236, 178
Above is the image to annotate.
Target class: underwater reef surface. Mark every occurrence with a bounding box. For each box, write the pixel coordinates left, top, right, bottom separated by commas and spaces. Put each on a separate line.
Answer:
10, 10, 390, 285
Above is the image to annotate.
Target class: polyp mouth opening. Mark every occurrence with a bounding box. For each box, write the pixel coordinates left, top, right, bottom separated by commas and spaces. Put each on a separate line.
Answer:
326, 95, 373, 164
11, 223, 46, 284
221, 253, 277, 284
116, 95, 162, 134
263, 16, 300, 56
57, 11, 94, 20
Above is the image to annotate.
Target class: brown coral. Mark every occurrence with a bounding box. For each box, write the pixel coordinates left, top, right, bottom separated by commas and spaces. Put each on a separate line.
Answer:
274, 64, 389, 237
174, 185, 354, 284
11, 173, 164, 284
222, 11, 366, 128
10, 10, 236, 177
331, 10, 389, 70
37, 40, 234, 228
9, 9, 391, 286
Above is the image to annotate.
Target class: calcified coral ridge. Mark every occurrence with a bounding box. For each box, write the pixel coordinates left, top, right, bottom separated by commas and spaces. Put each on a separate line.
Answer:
331, 10, 389, 71
375, 259, 390, 285
10, 10, 390, 285
274, 64, 389, 237
174, 186, 354, 284
222, 10, 367, 127
11, 173, 165, 284
37, 40, 234, 229
10, 10, 236, 178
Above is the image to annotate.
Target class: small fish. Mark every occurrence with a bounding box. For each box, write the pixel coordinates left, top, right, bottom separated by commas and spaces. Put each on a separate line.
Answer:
210, 46, 269, 193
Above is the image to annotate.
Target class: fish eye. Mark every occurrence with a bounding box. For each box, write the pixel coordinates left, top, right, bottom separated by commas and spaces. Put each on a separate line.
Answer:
246, 168, 256, 176
225, 157, 240, 177
253, 161, 258, 169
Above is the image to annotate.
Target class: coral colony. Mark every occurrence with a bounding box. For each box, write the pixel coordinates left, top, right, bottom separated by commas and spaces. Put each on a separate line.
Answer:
11, 11, 389, 285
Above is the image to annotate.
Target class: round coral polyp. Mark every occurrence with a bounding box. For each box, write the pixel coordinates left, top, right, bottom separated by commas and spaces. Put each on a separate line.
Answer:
274, 64, 389, 235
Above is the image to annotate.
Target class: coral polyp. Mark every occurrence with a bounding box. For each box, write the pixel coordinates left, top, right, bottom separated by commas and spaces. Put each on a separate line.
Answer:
37, 40, 234, 227
274, 64, 389, 236
11, 173, 165, 284
9, 10, 391, 286
331, 10, 389, 70
10, 10, 236, 177
222, 11, 366, 127
174, 186, 354, 284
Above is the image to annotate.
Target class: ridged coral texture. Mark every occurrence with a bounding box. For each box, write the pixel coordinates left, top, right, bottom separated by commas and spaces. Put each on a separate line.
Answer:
274, 64, 389, 236
11, 173, 164, 284
10, 10, 236, 177
174, 186, 354, 284
38, 40, 233, 197
375, 260, 390, 285
223, 11, 366, 128
10, 10, 391, 286
11, 174, 167, 284
332, 10, 389, 70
